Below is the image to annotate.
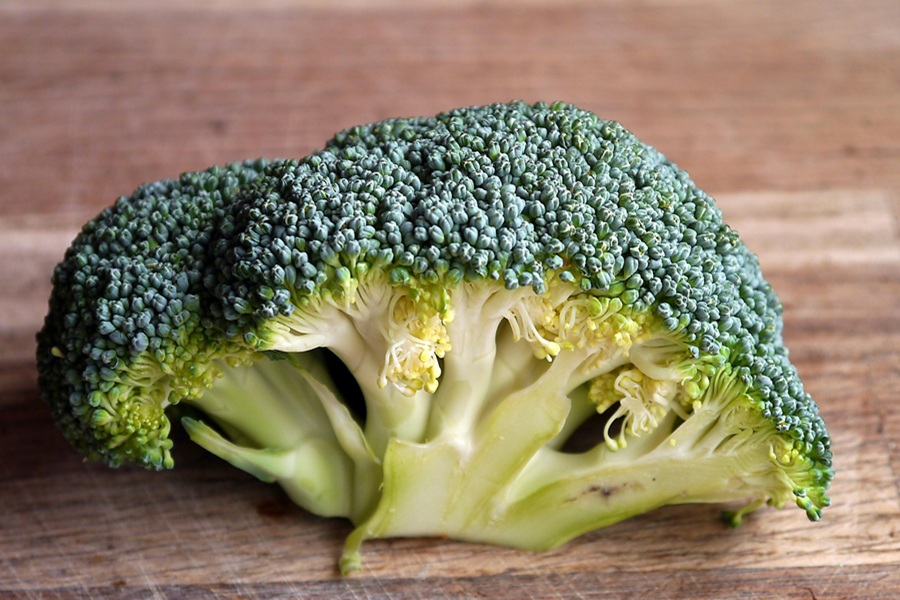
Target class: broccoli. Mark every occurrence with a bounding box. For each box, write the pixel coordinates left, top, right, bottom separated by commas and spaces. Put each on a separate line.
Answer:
37, 101, 832, 573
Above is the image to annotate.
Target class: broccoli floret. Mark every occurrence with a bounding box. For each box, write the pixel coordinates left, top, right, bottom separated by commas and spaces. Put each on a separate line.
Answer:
37, 101, 832, 574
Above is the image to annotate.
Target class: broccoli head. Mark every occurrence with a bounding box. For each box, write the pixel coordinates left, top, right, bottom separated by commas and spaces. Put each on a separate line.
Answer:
37, 101, 832, 573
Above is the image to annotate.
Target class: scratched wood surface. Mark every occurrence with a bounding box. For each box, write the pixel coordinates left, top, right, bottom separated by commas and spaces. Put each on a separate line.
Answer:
1, 1, 898, 598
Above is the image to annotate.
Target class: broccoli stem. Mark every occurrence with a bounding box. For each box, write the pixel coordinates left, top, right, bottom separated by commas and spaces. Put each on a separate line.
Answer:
425, 286, 508, 441
359, 383, 431, 459
181, 281, 811, 575
183, 356, 382, 520
466, 443, 775, 552
339, 336, 595, 572
339, 347, 788, 573
183, 416, 355, 517
488, 400, 777, 550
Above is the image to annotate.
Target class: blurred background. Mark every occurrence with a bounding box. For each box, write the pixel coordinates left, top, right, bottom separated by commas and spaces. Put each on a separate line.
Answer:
1, 1, 898, 597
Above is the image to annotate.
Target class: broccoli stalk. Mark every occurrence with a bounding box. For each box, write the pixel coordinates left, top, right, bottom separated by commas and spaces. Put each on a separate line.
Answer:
177, 274, 826, 572
37, 102, 832, 574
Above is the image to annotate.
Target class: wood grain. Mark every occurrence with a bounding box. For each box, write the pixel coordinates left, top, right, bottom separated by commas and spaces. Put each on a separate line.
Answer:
1, 1, 898, 598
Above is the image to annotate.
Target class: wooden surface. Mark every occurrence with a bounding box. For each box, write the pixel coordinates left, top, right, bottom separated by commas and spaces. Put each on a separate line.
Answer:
1, 1, 898, 597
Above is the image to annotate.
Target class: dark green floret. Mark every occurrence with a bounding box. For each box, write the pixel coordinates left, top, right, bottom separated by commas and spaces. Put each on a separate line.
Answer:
37, 101, 832, 573
37, 160, 270, 468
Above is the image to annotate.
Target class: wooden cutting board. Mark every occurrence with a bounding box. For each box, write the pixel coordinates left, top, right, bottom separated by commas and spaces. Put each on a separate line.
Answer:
1, 1, 898, 598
